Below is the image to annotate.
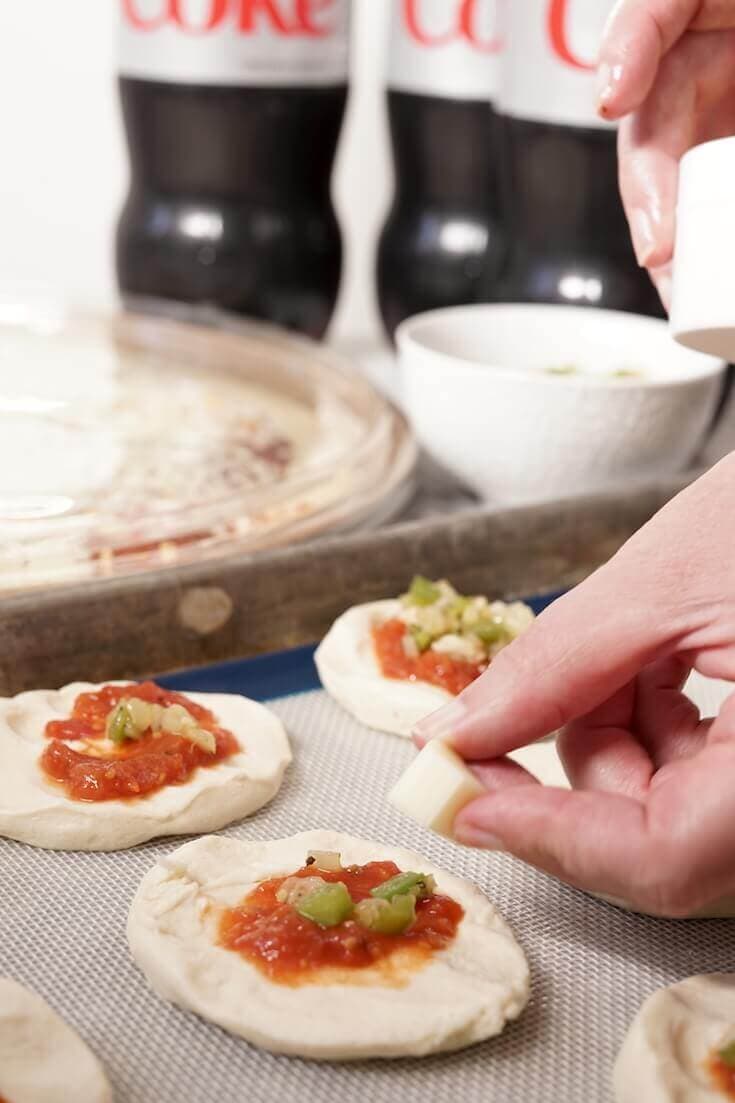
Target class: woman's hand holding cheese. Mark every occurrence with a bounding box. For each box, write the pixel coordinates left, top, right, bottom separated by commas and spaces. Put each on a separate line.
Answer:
598, 0, 735, 308
414, 455, 735, 918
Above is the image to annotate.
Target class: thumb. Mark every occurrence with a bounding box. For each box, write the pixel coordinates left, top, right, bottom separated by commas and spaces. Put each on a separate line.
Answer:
413, 570, 672, 760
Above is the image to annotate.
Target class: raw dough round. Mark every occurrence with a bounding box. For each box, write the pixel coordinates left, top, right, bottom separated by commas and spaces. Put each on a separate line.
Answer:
0, 683, 292, 851
315, 600, 452, 737
614, 974, 735, 1102
128, 830, 530, 1061
0, 979, 111, 1103
315, 601, 566, 782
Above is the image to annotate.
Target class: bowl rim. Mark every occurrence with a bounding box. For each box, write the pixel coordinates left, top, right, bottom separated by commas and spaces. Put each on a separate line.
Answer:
396, 302, 726, 391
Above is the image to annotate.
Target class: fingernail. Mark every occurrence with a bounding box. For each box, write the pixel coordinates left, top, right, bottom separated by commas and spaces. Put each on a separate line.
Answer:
412, 699, 467, 746
596, 61, 623, 115
631, 208, 658, 267
453, 822, 507, 852
596, 62, 613, 108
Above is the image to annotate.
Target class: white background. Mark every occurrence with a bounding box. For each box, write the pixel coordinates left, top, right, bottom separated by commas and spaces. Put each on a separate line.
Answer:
0, 0, 393, 342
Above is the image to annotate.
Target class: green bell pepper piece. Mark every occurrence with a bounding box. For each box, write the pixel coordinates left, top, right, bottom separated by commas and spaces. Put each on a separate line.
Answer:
371, 871, 435, 900
719, 1040, 735, 1068
355, 894, 416, 935
405, 576, 441, 606
296, 882, 354, 928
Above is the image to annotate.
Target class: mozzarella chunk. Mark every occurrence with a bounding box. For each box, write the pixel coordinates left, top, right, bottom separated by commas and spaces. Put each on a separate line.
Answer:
388, 739, 485, 839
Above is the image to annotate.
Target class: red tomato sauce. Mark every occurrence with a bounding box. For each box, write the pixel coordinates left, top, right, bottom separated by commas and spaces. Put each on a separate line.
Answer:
709, 1054, 735, 1098
40, 682, 238, 802
372, 619, 486, 696
219, 860, 463, 985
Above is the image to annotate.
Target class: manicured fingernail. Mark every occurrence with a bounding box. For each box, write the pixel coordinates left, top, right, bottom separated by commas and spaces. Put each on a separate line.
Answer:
413, 699, 467, 746
596, 61, 623, 115
596, 62, 613, 107
453, 822, 507, 852
631, 208, 657, 267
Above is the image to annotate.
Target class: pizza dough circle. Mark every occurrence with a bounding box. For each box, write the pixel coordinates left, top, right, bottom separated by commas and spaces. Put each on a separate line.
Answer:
128, 830, 530, 1061
0, 683, 292, 851
315, 600, 452, 737
614, 974, 735, 1102
315, 600, 566, 781
0, 979, 112, 1103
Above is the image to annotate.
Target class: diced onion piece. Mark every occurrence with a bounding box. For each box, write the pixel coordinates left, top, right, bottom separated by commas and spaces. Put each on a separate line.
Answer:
161, 704, 190, 735
178, 726, 217, 755
149, 703, 165, 731
306, 850, 343, 873
430, 632, 485, 664
156, 703, 216, 754
126, 698, 153, 732
388, 739, 485, 839
499, 601, 535, 639
276, 876, 328, 906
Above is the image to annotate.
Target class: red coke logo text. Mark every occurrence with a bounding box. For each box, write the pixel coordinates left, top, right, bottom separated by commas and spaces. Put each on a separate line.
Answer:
122, 0, 338, 36
402, 0, 502, 53
547, 0, 595, 70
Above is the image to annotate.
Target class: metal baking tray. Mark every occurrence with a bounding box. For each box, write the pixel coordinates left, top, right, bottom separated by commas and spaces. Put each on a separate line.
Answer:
0, 475, 690, 696
1, 614, 732, 1103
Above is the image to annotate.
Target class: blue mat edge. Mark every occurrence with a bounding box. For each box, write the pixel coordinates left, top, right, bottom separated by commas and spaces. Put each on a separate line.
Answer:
158, 590, 565, 702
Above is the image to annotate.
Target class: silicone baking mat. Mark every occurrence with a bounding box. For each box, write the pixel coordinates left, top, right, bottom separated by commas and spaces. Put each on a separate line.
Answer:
2, 595, 734, 1102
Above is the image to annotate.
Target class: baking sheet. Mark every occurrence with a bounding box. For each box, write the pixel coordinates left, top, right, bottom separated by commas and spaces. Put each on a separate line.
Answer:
2, 631, 734, 1101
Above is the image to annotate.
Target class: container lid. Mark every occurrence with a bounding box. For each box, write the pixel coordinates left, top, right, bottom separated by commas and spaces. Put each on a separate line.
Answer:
678, 136, 735, 208
670, 136, 735, 360
0, 299, 417, 594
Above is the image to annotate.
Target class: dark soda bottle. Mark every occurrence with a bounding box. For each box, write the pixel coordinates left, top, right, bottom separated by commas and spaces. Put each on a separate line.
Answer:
494, 0, 663, 317
116, 0, 350, 339
377, 0, 505, 338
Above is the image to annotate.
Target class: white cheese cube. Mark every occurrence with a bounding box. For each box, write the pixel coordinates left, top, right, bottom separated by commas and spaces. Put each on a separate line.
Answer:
388, 739, 485, 839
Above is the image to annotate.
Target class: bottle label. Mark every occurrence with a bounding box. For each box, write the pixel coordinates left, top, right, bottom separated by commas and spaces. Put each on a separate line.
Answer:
498, 0, 615, 128
387, 0, 502, 102
118, 0, 350, 86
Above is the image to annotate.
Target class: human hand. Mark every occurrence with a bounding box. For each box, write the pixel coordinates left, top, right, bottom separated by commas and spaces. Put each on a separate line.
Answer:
598, 0, 735, 309
413, 454, 735, 917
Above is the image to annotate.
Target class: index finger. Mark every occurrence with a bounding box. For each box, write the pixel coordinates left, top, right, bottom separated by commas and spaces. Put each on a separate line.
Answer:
598, 0, 731, 118
414, 568, 671, 760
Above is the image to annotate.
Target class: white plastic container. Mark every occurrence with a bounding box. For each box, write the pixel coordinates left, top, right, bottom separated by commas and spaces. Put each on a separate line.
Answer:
671, 137, 735, 360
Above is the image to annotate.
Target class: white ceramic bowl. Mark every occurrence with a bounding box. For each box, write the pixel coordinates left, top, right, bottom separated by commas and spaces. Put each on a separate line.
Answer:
397, 304, 725, 504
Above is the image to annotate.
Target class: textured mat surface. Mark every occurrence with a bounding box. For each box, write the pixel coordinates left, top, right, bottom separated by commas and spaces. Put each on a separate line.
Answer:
2, 681, 735, 1102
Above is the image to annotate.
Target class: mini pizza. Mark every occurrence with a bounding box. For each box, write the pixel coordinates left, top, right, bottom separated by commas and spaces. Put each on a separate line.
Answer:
128, 830, 530, 1060
614, 974, 735, 1101
0, 979, 111, 1103
0, 681, 291, 851
315, 576, 535, 736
